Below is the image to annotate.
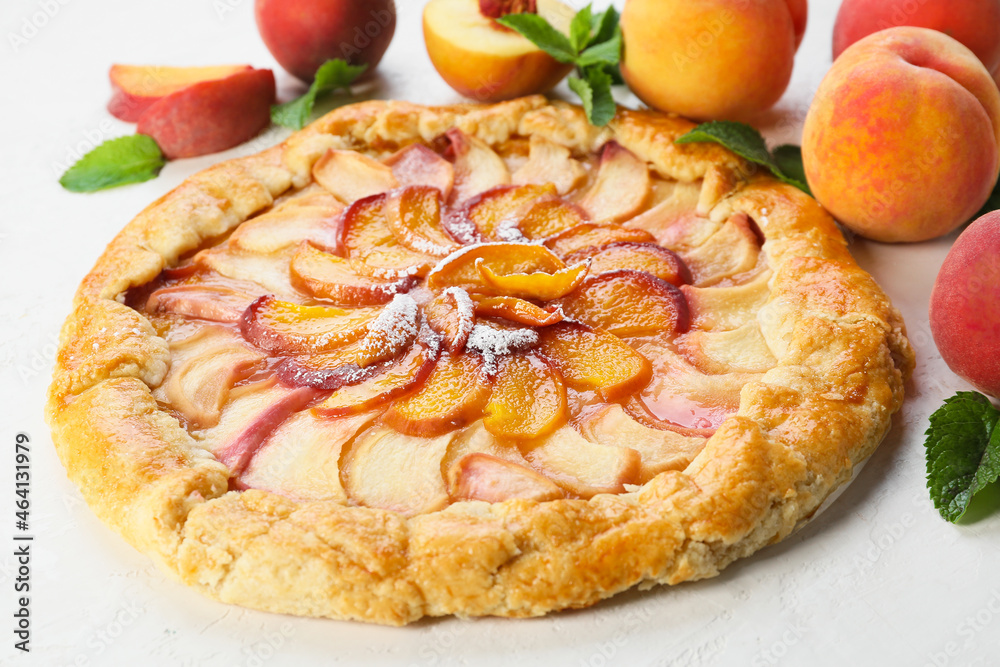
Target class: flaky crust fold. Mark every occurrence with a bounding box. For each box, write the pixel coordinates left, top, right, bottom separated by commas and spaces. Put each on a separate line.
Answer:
47, 97, 914, 625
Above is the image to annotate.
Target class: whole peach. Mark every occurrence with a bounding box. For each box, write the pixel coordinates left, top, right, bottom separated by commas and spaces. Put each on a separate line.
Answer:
255, 0, 396, 83
833, 0, 1000, 78
930, 211, 1000, 397
620, 0, 801, 121
802, 27, 1000, 243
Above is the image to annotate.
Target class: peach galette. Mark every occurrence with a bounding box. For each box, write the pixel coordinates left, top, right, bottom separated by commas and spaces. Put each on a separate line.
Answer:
47, 98, 914, 624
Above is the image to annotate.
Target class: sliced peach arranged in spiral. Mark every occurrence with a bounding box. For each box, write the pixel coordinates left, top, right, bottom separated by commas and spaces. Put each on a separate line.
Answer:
477, 258, 589, 301
290, 243, 418, 306
240, 295, 381, 354
426, 242, 566, 292
448, 453, 565, 503
484, 353, 567, 440
517, 197, 590, 240
313, 149, 399, 204
384, 186, 461, 256
544, 223, 655, 257
423, 288, 476, 353
383, 351, 493, 437
338, 193, 437, 277
385, 144, 455, 199
565, 241, 691, 287
536, 322, 652, 400
512, 135, 587, 195
559, 270, 689, 337
146, 282, 260, 323
446, 128, 511, 205
471, 295, 563, 327
579, 141, 651, 223
275, 340, 394, 390
452, 184, 556, 241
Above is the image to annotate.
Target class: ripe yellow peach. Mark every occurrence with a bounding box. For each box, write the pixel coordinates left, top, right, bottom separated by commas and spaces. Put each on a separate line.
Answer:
802, 27, 1000, 243
620, 0, 801, 121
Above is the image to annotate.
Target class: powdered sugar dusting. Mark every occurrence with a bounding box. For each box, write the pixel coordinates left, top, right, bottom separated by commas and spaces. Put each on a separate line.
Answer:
465, 324, 538, 376
361, 293, 419, 358
494, 216, 529, 243
443, 287, 475, 346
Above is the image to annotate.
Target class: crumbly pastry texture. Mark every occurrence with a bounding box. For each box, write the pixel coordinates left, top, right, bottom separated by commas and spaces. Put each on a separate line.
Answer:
46, 97, 914, 624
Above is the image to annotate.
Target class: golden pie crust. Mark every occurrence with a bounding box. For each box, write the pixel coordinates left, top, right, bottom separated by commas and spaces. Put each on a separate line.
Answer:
46, 97, 914, 624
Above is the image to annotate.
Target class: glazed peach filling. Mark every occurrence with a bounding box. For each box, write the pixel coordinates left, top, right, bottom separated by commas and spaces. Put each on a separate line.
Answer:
134, 132, 772, 516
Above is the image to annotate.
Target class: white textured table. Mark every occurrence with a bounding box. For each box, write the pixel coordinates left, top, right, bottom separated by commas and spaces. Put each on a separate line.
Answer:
2, 1, 996, 665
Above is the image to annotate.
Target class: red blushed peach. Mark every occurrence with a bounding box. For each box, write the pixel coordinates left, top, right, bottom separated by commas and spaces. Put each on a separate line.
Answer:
108, 64, 252, 122
255, 0, 396, 83
802, 27, 1000, 243
833, 0, 1000, 78
930, 211, 1000, 397
136, 69, 275, 160
620, 0, 800, 121
423, 0, 574, 103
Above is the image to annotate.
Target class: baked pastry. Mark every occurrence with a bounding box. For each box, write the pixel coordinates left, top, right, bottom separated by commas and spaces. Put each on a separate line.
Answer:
46, 97, 914, 625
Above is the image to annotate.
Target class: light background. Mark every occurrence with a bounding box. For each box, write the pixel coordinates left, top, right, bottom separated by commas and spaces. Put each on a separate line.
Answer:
1, 0, 997, 665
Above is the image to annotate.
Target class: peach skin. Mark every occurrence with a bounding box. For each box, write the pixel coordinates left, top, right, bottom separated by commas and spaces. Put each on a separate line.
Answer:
802, 27, 1000, 243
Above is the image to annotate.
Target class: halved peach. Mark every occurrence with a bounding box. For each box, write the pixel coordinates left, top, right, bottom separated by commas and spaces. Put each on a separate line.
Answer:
384, 186, 462, 256
517, 197, 590, 240
452, 184, 556, 240
559, 270, 689, 337
146, 282, 259, 323
446, 128, 511, 204
290, 242, 417, 305
536, 322, 652, 400
512, 135, 587, 195
448, 452, 565, 503
423, 287, 476, 353
109, 64, 254, 122
471, 295, 563, 327
477, 259, 589, 300
565, 241, 692, 286
240, 295, 380, 354
484, 353, 567, 439
385, 144, 455, 199
579, 141, 651, 223
313, 149, 399, 204
544, 223, 655, 257
382, 351, 492, 437
426, 242, 565, 292
313, 342, 438, 417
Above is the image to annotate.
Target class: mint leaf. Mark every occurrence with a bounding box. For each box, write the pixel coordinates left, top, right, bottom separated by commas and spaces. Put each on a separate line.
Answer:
925, 391, 1000, 522
59, 135, 165, 193
271, 59, 367, 130
569, 4, 592, 54
569, 69, 615, 127
496, 14, 577, 64
773, 144, 812, 196
577, 31, 622, 68
676, 121, 811, 195
590, 6, 619, 47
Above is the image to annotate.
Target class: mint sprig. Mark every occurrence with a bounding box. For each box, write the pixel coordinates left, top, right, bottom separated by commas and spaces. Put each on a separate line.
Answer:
271, 59, 367, 130
59, 135, 166, 193
925, 391, 1000, 522
675, 121, 812, 196
498, 5, 623, 126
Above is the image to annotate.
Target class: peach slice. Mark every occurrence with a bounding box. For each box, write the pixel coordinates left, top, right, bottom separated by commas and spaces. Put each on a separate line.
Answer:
313, 149, 399, 204
423, 287, 477, 353
517, 197, 590, 240
275, 341, 395, 390
313, 342, 438, 417
678, 321, 777, 374
536, 322, 652, 400
512, 135, 587, 195
146, 282, 259, 323
108, 64, 253, 122
193, 247, 301, 300
484, 353, 567, 439
559, 270, 690, 337
290, 243, 417, 305
384, 186, 462, 256
240, 295, 380, 354
471, 295, 563, 327
566, 241, 692, 287
453, 184, 556, 241
477, 259, 589, 300
382, 351, 492, 437
229, 187, 343, 254
622, 180, 704, 245
524, 426, 641, 498
337, 193, 437, 276
448, 453, 565, 503
426, 242, 565, 292
578, 142, 651, 223
681, 212, 762, 286
682, 269, 772, 331
136, 68, 276, 160
385, 144, 455, 199
357, 293, 421, 364
544, 223, 655, 258
446, 128, 511, 205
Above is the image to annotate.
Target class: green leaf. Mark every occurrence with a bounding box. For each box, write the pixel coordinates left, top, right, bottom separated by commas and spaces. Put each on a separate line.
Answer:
569, 4, 592, 54
676, 121, 811, 195
590, 6, 620, 48
577, 31, 622, 68
925, 391, 1000, 522
570, 68, 616, 127
773, 144, 812, 196
59, 135, 166, 193
496, 13, 577, 64
271, 59, 367, 130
